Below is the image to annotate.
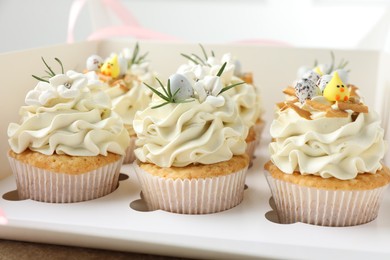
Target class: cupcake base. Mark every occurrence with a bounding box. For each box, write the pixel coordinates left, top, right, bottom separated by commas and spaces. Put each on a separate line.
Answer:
264, 161, 390, 226
8, 150, 123, 203
134, 155, 249, 214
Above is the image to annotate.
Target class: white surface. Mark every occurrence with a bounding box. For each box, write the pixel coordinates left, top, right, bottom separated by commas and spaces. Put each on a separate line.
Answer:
1, 144, 390, 259
0, 40, 390, 259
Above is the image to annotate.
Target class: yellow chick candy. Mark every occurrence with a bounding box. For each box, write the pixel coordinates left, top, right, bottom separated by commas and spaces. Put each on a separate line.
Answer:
323, 71, 350, 102
100, 54, 120, 78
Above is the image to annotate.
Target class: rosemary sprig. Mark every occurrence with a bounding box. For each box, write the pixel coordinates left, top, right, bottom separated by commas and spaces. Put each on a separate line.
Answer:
216, 62, 227, 77
32, 57, 64, 83
218, 82, 245, 95
215, 62, 244, 95
143, 78, 193, 109
180, 44, 215, 67
129, 42, 148, 66
314, 51, 350, 74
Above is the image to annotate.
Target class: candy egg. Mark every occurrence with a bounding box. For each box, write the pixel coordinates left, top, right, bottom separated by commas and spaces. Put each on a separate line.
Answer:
169, 74, 194, 101
332, 69, 349, 85
295, 78, 321, 104
118, 55, 128, 76
302, 70, 321, 84
323, 72, 350, 102
86, 55, 103, 71
316, 64, 330, 75
318, 74, 333, 92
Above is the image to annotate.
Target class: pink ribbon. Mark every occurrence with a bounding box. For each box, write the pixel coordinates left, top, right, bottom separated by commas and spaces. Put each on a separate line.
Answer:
67, 0, 179, 43
0, 208, 7, 225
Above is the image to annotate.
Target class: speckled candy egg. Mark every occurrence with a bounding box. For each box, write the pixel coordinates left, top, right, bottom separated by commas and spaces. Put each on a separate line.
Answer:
169, 74, 194, 101
302, 70, 321, 84
318, 74, 333, 92
86, 55, 103, 71
294, 78, 321, 103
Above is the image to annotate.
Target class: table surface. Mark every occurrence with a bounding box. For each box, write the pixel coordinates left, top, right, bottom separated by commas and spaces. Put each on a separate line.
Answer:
0, 239, 188, 260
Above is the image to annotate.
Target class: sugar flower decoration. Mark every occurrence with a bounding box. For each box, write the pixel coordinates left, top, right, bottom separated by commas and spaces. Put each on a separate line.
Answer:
194, 75, 225, 107
28, 58, 109, 108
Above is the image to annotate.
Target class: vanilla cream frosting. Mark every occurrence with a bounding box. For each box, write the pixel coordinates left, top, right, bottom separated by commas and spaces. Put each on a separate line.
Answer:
134, 90, 248, 168
103, 58, 156, 132
8, 71, 130, 156
104, 80, 153, 135
269, 97, 386, 180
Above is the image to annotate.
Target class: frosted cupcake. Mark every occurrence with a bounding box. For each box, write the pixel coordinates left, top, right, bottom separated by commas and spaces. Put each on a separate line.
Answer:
265, 64, 390, 226
8, 58, 130, 203
177, 45, 263, 161
86, 43, 157, 164
133, 63, 249, 214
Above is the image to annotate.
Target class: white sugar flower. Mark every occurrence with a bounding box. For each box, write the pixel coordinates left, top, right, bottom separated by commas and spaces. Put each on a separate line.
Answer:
194, 75, 225, 107
49, 70, 88, 99
25, 81, 57, 106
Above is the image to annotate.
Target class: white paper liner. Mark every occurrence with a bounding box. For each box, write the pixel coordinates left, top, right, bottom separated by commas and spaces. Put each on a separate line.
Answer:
123, 136, 136, 164
264, 170, 389, 226
133, 162, 248, 214
8, 155, 123, 203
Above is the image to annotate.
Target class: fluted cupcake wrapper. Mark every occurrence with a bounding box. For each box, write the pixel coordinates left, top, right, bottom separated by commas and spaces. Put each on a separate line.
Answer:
133, 162, 248, 214
123, 137, 136, 164
264, 171, 389, 226
8, 155, 123, 203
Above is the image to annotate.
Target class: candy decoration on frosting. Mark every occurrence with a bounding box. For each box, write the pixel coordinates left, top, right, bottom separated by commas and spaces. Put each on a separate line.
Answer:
294, 70, 321, 104
144, 62, 244, 109
86, 55, 103, 71
143, 77, 194, 109
318, 74, 333, 92
302, 70, 321, 84
313, 66, 324, 76
332, 69, 349, 85
297, 51, 349, 80
32, 57, 64, 83
323, 71, 350, 102
100, 54, 120, 78
169, 74, 194, 101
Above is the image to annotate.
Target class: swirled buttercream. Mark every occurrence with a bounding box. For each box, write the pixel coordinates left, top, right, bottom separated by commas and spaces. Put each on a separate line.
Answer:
8, 71, 130, 156
269, 97, 386, 180
94, 52, 157, 132
134, 92, 248, 167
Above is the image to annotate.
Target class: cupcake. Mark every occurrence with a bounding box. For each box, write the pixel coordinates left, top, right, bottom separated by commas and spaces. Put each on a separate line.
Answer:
133, 64, 249, 214
265, 58, 390, 226
176, 45, 264, 162
86, 43, 157, 164
7, 58, 130, 203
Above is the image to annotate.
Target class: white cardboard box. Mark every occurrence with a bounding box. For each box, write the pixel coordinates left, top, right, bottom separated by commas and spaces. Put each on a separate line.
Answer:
0, 40, 390, 259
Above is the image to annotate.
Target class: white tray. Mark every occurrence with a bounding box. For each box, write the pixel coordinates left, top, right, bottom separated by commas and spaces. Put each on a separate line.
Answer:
1, 41, 390, 259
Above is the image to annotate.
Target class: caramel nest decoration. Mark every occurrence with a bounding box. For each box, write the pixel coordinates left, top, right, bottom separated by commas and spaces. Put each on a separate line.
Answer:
280, 85, 368, 120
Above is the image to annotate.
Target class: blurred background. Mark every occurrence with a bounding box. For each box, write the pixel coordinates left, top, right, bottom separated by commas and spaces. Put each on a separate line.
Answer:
1, 0, 390, 53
